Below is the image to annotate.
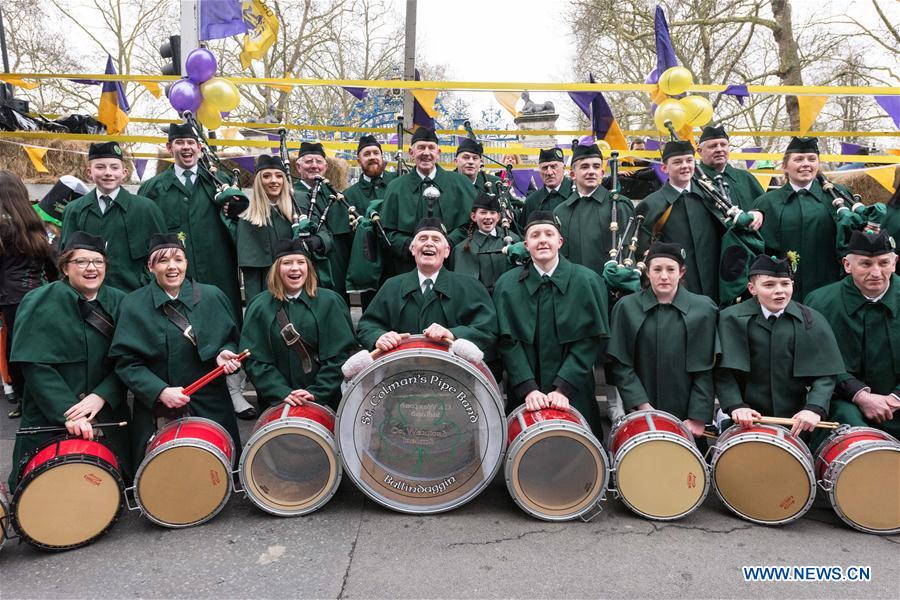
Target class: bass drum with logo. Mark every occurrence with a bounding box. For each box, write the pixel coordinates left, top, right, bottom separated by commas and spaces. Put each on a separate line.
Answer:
337, 336, 505, 514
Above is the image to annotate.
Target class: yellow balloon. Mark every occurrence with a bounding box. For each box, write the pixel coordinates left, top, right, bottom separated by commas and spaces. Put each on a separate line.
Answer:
597, 140, 612, 155
680, 95, 714, 127
654, 98, 687, 133
201, 77, 239, 111
658, 66, 694, 96
197, 101, 223, 129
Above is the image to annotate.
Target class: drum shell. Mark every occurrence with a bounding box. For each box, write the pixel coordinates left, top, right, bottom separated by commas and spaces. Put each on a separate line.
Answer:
11, 436, 124, 550
134, 417, 235, 528
0, 484, 10, 550
338, 336, 506, 514
711, 424, 815, 525
504, 404, 609, 521
815, 426, 900, 535
608, 410, 709, 521
240, 402, 342, 516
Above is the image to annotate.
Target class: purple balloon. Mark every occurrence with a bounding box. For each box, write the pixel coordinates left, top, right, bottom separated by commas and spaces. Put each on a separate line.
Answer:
169, 78, 202, 114
579, 135, 595, 145
185, 48, 217, 84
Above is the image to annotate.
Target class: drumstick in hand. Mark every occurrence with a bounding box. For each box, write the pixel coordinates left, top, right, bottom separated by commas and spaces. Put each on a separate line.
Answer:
16, 421, 128, 436
753, 416, 840, 430
342, 336, 483, 379
183, 349, 251, 397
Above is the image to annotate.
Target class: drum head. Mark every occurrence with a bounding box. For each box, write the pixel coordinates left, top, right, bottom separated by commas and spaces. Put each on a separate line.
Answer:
242, 426, 339, 516
338, 344, 505, 514
508, 430, 606, 520
1, 489, 10, 549
714, 440, 813, 524
136, 445, 231, 527
616, 438, 707, 520
14, 462, 122, 549
832, 447, 900, 533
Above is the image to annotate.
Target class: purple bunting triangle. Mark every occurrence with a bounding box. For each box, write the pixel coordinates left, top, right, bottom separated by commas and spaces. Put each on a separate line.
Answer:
233, 155, 256, 175
342, 87, 369, 101
874, 96, 900, 128
643, 139, 667, 184
568, 90, 597, 120
134, 158, 148, 181
722, 84, 750, 106
741, 147, 763, 168
840, 142, 863, 157
511, 169, 536, 197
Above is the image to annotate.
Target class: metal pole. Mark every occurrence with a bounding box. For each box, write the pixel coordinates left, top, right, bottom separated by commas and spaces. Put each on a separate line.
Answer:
0, 6, 13, 100
180, 0, 200, 72
401, 0, 417, 148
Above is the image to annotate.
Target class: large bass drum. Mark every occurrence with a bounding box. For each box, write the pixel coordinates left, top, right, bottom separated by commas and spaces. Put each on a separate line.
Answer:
337, 336, 506, 514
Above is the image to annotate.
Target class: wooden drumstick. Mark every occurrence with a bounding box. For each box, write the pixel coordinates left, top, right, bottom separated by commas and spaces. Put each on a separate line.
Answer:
753, 416, 841, 430
182, 349, 251, 396
16, 421, 128, 436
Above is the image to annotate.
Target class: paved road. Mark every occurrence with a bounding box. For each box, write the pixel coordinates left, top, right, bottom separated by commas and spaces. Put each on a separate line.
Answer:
1, 406, 897, 600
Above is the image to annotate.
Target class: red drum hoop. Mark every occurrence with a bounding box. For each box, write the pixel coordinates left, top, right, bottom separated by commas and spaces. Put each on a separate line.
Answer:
133, 417, 234, 528
815, 426, 900, 534
608, 410, 709, 521
711, 424, 815, 525
505, 404, 608, 521
11, 436, 124, 550
0, 485, 8, 551
240, 402, 341, 516
338, 335, 505, 514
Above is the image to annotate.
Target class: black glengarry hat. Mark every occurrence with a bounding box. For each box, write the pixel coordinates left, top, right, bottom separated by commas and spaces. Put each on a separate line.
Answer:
662, 140, 695, 161
847, 230, 896, 257
572, 142, 602, 163
63, 231, 106, 255
538, 147, 565, 164
749, 254, 793, 278
524, 210, 561, 232
148, 233, 185, 254
785, 136, 819, 155
36, 176, 89, 227
413, 216, 448, 239
472, 192, 501, 213
299, 141, 326, 158
456, 138, 483, 156
698, 124, 728, 144
646, 242, 686, 266
357, 134, 381, 154
411, 126, 440, 146
88, 141, 124, 161
273, 238, 313, 260
167, 122, 199, 142
255, 154, 286, 172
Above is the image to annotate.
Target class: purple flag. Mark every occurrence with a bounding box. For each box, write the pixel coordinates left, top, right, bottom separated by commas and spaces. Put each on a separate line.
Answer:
102, 56, 130, 113
568, 90, 595, 120
722, 84, 750, 106
266, 132, 281, 155
644, 139, 667, 184
413, 70, 435, 129
591, 85, 619, 140
874, 96, 900, 128
199, 0, 247, 41
741, 147, 763, 169
511, 169, 537, 197
134, 158, 148, 181
341, 87, 369, 101
840, 142, 864, 157
651, 5, 678, 84
232, 155, 257, 175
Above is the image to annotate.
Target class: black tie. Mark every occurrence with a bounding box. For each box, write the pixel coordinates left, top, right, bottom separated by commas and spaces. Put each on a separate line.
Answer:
422, 278, 434, 297
768, 314, 778, 325
183, 170, 194, 194
99, 195, 111, 213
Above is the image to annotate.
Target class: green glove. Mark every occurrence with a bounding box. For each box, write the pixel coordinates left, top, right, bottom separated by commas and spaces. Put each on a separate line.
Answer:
835, 208, 865, 230
602, 262, 642, 294
732, 210, 755, 230
859, 203, 886, 224
292, 217, 314, 238
504, 242, 529, 266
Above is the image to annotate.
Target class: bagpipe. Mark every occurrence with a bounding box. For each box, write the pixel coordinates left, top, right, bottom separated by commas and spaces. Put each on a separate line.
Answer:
395, 115, 412, 176
465, 120, 524, 233
599, 149, 643, 295
183, 113, 250, 221
817, 172, 886, 255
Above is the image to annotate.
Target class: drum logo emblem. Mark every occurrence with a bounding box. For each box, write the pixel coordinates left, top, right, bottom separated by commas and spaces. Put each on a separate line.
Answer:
779, 495, 795, 510
83, 473, 103, 486
210, 470, 221, 486
686, 472, 696, 489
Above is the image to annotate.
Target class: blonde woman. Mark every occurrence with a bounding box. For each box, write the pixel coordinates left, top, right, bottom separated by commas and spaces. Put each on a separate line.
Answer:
239, 239, 356, 410
237, 155, 296, 300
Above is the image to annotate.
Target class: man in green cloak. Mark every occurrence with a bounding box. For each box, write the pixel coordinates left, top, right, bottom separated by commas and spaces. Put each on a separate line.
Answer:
454, 137, 502, 193
519, 147, 573, 228
696, 124, 767, 216
450, 191, 520, 294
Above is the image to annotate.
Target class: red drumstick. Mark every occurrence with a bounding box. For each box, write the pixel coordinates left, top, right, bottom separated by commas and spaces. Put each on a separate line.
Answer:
183, 350, 251, 397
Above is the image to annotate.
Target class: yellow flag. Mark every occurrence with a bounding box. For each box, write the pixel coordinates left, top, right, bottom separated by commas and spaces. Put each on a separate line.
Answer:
493, 91, 521, 118
887, 149, 900, 156
139, 81, 162, 98
411, 90, 439, 118
0, 76, 39, 90
867, 165, 897, 193
240, 0, 279, 69
23, 146, 50, 173
796, 96, 828, 135
267, 72, 293, 93
753, 174, 774, 190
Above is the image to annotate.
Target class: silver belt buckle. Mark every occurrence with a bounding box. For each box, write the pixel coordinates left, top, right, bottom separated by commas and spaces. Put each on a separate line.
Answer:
280, 323, 300, 346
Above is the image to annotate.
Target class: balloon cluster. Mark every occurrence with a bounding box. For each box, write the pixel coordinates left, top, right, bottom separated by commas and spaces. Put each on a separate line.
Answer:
652, 66, 713, 133
168, 48, 241, 130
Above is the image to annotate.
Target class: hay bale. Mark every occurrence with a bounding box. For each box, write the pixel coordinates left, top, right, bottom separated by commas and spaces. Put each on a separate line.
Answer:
0, 136, 137, 184
829, 166, 898, 205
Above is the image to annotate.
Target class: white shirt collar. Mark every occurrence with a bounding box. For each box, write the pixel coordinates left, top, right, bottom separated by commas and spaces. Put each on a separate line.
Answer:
174, 165, 198, 182
362, 174, 373, 182
760, 306, 785, 319
789, 181, 813, 193
96, 187, 121, 200
417, 167, 438, 180
669, 182, 691, 195
165, 291, 179, 301
533, 257, 560, 278
546, 183, 561, 193
477, 228, 497, 237
417, 269, 441, 292
286, 291, 302, 300
863, 281, 890, 302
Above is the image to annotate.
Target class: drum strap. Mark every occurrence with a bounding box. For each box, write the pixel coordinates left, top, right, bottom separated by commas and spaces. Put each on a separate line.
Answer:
160, 282, 201, 346
799, 304, 814, 330
651, 204, 674, 241
78, 299, 115, 340
275, 308, 317, 374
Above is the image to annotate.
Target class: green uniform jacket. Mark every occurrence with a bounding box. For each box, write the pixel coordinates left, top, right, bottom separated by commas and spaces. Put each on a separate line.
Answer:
8, 281, 130, 489
342, 171, 397, 212
519, 177, 573, 228
240, 288, 356, 411
293, 179, 367, 297
715, 297, 843, 419
883, 203, 900, 242
356, 268, 498, 359
805, 275, 900, 438
753, 179, 842, 300
492, 257, 609, 431
235, 207, 294, 301
467, 170, 503, 194
109, 279, 241, 462
450, 228, 521, 294
60, 188, 166, 292
608, 286, 719, 422
638, 182, 725, 302
343, 172, 397, 285
698, 162, 765, 211
380, 166, 477, 273
555, 186, 635, 277
138, 168, 242, 321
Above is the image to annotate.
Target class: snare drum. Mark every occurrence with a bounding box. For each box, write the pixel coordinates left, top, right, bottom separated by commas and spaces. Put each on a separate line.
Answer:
815, 426, 900, 534
133, 417, 234, 527
338, 336, 506, 514
711, 424, 815, 525
240, 402, 341, 516
1, 484, 10, 551
608, 410, 709, 521
11, 437, 124, 550
505, 405, 608, 521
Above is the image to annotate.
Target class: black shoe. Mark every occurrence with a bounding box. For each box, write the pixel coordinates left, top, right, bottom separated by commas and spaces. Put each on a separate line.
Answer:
236, 407, 258, 420
8, 405, 21, 419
